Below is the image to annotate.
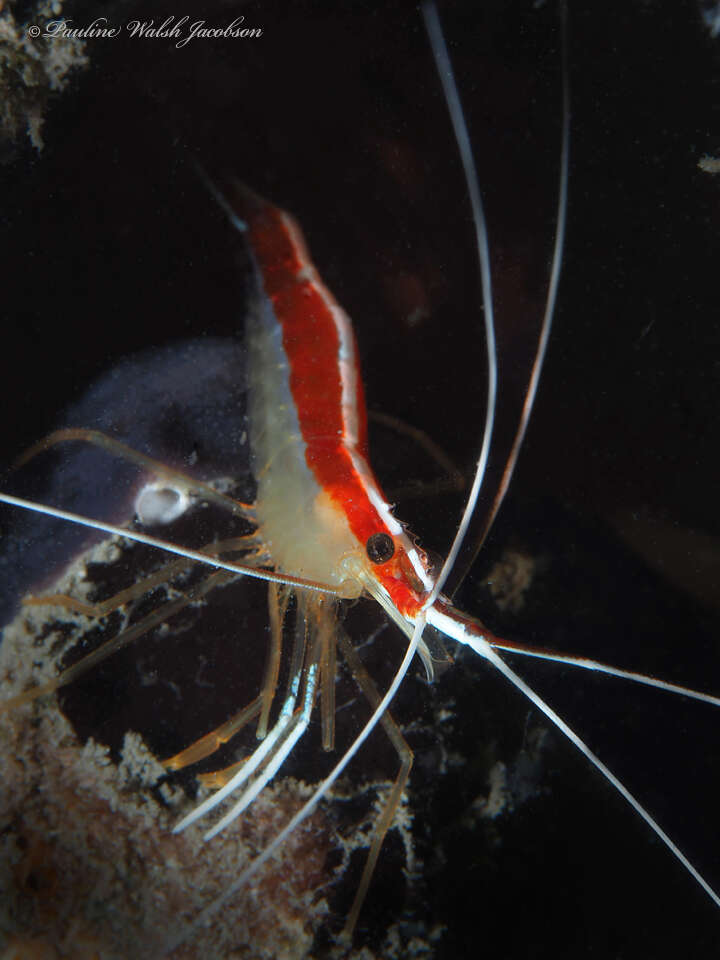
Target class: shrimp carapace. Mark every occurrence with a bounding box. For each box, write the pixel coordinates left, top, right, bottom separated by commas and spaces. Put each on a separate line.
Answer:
233, 183, 438, 648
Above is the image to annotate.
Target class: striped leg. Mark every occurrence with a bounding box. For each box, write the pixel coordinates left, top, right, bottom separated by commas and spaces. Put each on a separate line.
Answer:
173, 591, 315, 835
203, 664, 319, 840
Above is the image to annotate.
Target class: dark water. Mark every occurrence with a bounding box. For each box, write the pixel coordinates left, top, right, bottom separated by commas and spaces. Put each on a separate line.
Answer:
2, 1, 719, 956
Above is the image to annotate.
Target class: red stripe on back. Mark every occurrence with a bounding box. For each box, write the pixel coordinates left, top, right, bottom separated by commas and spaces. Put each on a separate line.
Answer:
241, 191, 378, 531
236, 187, 424, 616
237, 187, 370, 453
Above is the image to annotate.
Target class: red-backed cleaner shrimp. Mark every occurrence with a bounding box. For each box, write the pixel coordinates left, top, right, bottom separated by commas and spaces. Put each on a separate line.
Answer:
1, 1, 720, 955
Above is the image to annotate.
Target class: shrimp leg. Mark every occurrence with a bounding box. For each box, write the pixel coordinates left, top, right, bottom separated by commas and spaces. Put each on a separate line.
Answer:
1, 568, 235, 713
336, 627, 413, 940
12, 427, 256, 521
163, 579, 289, 770
174, 594, 314, 835
21, 535, 266, 618
163, 696, 264, 772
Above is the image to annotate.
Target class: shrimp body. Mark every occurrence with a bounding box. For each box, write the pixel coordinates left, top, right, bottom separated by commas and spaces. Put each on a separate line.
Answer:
240, 186, 435, 630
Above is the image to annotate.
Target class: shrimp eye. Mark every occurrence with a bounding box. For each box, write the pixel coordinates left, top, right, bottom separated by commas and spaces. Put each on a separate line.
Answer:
366, 532, 395, 565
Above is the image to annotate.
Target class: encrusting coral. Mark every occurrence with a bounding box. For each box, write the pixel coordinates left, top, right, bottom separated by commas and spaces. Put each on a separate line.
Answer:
0, 1, 87, 149
0, 537, 337, 960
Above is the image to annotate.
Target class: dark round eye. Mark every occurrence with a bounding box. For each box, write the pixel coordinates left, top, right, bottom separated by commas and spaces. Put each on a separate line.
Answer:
366, 532, 395, 565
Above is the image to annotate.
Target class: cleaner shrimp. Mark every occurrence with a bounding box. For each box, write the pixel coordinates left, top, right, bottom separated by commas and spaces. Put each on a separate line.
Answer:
2, 2, 720, 958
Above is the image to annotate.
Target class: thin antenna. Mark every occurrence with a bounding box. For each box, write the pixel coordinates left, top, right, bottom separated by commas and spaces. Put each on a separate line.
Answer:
190, 157, 248, 234
448, 0, 570, 596
0, 492, 342, 596
448, 605, 720, 708
420, 0, 498, 608
426, 601, 720, 912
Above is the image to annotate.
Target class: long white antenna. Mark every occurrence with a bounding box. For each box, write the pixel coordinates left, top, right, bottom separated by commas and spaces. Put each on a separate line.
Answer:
0, 491, 341, 596
421, 0, 498, 608
483, 637, 720, 708
427, 603, 720, 910
446, 0, 570, 596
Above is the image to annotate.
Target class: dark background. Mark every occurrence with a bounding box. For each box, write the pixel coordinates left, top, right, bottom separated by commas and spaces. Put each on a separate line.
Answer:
2, 1, 720, 956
